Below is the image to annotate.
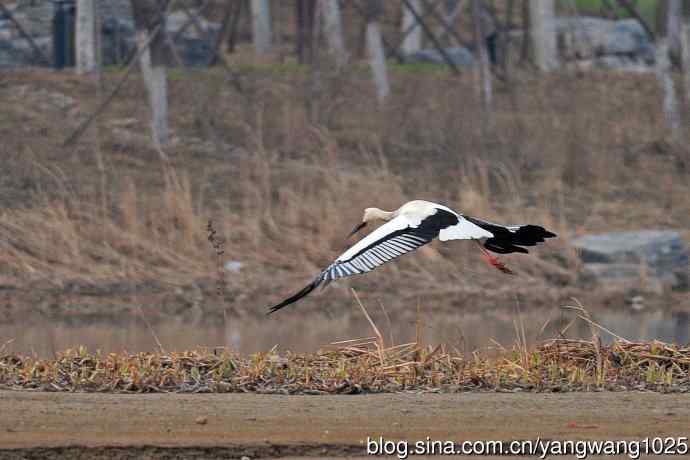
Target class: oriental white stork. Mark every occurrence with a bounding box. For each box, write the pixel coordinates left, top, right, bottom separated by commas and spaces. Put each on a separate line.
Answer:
268, 200, 556, 314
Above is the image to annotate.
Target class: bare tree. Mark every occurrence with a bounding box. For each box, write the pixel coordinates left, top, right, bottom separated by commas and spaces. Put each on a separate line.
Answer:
401, 0, 422, 54
682, 3, 690, 107
307, 0, 323, 122
366, 0, 390, 103
131, 0, 171, 147
656, 0, 682, 60
655, 0, 683, 144
251, 0, 272, 55
436, 0, 465, 46
319, 0, 347, 67
76, 0, 97, 74
472, 0, 493, 129
296, 0, 316, 63
529, 0, 558, 71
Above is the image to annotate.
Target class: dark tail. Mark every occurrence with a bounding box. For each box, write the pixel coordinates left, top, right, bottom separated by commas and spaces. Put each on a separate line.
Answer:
267, 276, 323, 315
465, 216, 557, 254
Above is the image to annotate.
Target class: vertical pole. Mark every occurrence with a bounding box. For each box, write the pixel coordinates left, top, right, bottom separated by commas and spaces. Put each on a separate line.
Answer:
320, 0, 347, 67
655, 0, 683, 144
366, 0, 389, 104
472, 0, 494, 129
681, 3, 690, 110
250, 0, 272, 55
76, 0, 97, 74
131, 0, 170, 147
529, 0, 558, 71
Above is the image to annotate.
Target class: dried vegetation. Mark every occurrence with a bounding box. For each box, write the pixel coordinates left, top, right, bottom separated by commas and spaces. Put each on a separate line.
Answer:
2, 337, 689, 394
0, 67, 688, 320
1, 300, 689, 394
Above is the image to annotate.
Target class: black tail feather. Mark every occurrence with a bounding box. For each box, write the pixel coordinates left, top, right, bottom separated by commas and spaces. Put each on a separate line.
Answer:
267, 277, 322, 315
465, 216, 557, 255
511, 225, 557, 246
483, 241, 529, 254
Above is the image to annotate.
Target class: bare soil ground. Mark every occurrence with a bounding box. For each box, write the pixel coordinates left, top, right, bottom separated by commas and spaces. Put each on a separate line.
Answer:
0, 391, 688, 459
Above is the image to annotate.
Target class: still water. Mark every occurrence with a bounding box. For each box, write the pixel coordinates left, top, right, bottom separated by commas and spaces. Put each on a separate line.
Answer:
2, 307, 689, 358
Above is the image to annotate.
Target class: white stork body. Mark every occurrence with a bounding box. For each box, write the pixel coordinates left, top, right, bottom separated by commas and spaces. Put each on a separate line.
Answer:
268, 200, 556, 314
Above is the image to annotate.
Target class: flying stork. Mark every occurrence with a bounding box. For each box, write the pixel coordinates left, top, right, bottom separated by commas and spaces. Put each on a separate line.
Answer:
268, 200, 556, 314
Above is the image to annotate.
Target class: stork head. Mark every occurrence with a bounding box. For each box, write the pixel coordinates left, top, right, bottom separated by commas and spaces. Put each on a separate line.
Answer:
347, 207, 393, 238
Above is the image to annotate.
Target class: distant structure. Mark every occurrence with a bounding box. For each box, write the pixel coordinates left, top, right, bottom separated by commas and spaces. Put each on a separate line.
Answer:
0, 0, 218, 68
1, 0, 131, 67
2, 0, 130, 38
0, 0, 670, 74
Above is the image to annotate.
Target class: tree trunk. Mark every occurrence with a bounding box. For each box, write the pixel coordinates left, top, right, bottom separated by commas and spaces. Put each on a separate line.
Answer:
682, 6, 690, 109
401, 0, 422, 55
366, 0, 389, 104
131, 0, 170, 147
209, 1, 235, 66
656, 2, 683, 144
76, 0, 97, 74
529, 0, 558, 71
472, 0, 494, 129
319, 0, 347, 67
666, 0, 682, 62
251, 0, 272, 55
307, 0, 323, 122
296, 0, 316, 63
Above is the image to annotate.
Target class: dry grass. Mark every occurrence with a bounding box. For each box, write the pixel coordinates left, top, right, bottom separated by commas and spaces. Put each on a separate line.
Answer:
1, 300, 688, 394
0, 67, 688, 319
1, 337, 688, 394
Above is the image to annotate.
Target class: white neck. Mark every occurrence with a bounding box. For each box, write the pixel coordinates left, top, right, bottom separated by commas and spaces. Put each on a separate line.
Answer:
369, 208, 395, 221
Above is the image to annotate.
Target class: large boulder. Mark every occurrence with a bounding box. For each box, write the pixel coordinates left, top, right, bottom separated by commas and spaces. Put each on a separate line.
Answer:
572, 230, 689, 292
99, 10, 221, 67
0, 36, 52, 67
556, 17, 655, 69
166, 10, 221, 39
404, 46, 475, 67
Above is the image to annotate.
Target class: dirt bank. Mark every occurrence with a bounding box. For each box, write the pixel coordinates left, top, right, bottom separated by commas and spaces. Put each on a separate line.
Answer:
0, 391, 688, 459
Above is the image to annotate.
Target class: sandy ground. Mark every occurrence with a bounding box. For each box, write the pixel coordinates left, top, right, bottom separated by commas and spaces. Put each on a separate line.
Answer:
0, 390, 689, 459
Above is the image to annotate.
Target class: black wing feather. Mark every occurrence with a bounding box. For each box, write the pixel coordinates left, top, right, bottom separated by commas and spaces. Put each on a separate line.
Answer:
268, 208, 459, 314
267, 277, 322, 315
464, 216, 557, 254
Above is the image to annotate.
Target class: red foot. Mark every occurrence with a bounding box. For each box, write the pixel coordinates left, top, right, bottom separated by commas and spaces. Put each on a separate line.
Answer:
475, 241, 515, 275
485, 254, 515, 275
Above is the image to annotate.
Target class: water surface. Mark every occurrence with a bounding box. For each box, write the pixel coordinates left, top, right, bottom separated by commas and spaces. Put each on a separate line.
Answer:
3, 307, 688, 358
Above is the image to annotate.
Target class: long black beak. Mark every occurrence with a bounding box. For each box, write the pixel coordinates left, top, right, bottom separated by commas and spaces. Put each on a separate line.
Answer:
348, 221, 367, 238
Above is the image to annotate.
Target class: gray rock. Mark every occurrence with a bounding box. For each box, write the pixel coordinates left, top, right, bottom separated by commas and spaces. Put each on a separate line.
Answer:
596, 55, 653, 73
10, 35, 51, 56
572, 230, 689, 291
0, 36, 52, 67
556, 17, 653, 59
175, 37, 217, 67
0, 26, 15, 41
404, 46, 475, 67
167, 10, 221, 39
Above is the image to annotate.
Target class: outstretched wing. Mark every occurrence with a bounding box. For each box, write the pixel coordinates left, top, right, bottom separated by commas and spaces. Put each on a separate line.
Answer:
268, 208, 459, 314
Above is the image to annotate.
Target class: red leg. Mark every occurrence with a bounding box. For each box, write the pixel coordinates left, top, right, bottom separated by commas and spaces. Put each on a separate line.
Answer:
474, 240, 515, 275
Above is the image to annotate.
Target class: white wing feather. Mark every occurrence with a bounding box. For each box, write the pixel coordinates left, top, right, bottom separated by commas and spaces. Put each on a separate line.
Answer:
336, 214, 416, 262
438, 216, 493, 241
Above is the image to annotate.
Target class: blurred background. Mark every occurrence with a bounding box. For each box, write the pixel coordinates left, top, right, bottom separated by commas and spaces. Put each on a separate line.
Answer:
0, 0, 688, 357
